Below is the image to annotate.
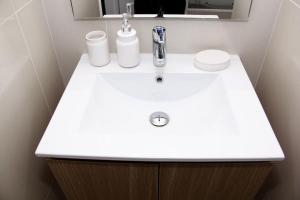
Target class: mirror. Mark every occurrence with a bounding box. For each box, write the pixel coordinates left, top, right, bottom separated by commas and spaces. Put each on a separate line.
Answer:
70, 0, 253, 20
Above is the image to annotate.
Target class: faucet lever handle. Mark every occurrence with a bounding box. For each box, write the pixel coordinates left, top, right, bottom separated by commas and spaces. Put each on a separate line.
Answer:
152, 26, 166, 44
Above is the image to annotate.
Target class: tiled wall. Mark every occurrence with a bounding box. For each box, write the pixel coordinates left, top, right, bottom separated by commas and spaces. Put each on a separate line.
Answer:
257, 0, 300, 199
43, 0, 282, 86
0, 0, 64, 199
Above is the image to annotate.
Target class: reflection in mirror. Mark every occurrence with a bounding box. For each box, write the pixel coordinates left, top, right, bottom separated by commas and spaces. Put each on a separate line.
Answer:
70, 0, 253, 20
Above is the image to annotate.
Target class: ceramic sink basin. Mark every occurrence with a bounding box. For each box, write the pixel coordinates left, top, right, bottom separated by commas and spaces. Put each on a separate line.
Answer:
80, 72, 236, 136
100, 73, 219, 102
35, 54, 284, 162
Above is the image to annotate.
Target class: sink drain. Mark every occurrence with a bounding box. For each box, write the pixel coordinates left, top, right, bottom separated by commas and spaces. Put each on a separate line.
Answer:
150, 112, 169, 127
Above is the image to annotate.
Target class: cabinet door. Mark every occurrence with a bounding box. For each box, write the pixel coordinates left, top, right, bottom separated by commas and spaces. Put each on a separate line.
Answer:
159, 163, 272, 200
48, 159, 158, 200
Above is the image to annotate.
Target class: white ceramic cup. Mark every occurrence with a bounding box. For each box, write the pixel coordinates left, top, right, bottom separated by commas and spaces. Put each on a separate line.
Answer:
86, 31, 110, 67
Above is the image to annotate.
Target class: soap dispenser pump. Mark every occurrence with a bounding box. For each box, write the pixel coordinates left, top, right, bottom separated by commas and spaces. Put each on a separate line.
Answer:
116, 9, 140, 68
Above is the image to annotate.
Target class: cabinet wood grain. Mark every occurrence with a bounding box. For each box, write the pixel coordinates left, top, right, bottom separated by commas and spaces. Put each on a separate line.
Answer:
159, 162, 272, 200
49, 160, 271, 200
48, 159, 158, 200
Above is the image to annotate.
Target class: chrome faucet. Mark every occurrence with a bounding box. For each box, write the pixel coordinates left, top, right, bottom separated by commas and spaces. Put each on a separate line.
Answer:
152, 26, 166, 67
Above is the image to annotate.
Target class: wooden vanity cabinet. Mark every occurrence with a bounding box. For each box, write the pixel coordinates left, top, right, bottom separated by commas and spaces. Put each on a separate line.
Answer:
48, 160, 272, 200
48, 159, 158, 200
159, 163, 272, 200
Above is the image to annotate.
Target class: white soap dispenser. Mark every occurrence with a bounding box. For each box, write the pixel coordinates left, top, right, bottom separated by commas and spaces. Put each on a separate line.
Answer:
116, 13, 140, 68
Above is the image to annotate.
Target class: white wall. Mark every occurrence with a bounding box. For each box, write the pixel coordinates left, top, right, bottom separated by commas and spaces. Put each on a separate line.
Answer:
257, 0, 300, 199
42, 0, 282, 86
0, 0, 64, 199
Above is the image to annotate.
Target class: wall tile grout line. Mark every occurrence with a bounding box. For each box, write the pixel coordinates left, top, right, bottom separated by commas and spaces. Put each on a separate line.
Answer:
14, 0, 33, 14
0, 0, 34, 27
254, 0, 285, 88
289, 0, 300, 8
13, 0, 53, 114
0, 14, 15, 27
1, 0, 59, 198
40, 0, 66, 88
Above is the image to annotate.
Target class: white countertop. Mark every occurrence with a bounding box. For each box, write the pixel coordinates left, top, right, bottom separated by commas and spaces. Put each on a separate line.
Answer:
35, 54, 284, 162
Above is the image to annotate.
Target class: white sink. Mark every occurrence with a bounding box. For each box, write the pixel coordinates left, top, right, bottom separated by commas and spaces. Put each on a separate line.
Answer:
100, 73, 219, 101
80, 72, 237, 136
35, 54, 284, 162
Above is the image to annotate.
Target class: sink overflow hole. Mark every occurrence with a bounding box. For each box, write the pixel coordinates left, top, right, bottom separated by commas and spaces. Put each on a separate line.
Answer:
156, 76, 164, 83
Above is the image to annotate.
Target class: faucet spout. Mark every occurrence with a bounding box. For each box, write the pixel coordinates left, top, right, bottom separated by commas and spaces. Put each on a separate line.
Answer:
152, 26, 166, 67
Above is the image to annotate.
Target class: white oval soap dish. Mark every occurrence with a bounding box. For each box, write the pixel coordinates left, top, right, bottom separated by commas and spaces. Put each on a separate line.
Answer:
194, 49, 231, 71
